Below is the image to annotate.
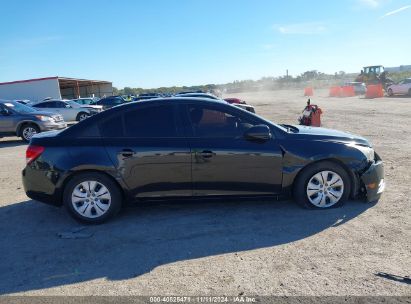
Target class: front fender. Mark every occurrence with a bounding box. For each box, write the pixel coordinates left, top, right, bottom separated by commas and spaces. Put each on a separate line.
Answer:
16, 120, 41, 135
280, 139, 370, 191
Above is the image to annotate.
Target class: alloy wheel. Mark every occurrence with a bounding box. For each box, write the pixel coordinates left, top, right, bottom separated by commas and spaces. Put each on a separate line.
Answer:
306, 170, 344, 208
79, 113, 88, 121
22, 127, 37, 141
71, 181, 112, 218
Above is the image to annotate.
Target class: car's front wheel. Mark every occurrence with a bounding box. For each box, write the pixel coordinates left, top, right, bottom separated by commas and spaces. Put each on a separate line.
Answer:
20, 124, 40, 142
294, 161, 351, 209
76, 112, 89, 121
63, 172, 122, 223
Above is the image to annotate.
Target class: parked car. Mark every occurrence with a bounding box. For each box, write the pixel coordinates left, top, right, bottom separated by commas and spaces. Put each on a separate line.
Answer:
343, 82, 367, 95
0, 100, 66, 142
14, 99, 31, 105
29, 100, 93, 122
133, 93, 162, 102
224, 97, 246, 104
174, 92, 219, 99
22, 98, 384, 223
66, 100, 103, 114
96, 96, 127, 110
387, 78, 411, 96
176, 93, 256, 113
71, 97, 100, 106
139, 93, 162, 97
177, 90, 204, 95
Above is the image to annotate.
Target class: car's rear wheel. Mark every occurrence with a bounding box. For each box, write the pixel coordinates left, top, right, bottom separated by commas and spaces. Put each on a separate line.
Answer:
294, 161, 351, 209
387, 88, 394, 96
20, 124, 40, 142
76, 112, 89, 121
63, 172, 122, 223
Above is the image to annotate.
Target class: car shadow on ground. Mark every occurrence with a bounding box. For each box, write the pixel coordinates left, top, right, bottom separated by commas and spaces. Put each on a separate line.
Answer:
0, 138, 26, 148
0, 198, 375, 294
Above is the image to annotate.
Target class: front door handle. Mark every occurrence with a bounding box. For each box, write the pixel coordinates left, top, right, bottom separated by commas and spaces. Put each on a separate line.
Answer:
120, 149, 135, 158
199, 150, 214, 158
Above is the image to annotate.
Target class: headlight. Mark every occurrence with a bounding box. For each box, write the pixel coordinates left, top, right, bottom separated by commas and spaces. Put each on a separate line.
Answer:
35, 115, 54, 122
350, 144, 375, 162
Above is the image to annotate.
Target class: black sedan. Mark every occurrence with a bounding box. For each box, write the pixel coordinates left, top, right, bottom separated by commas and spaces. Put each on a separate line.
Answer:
22, 98, 384, 223
95, 95, 127, 110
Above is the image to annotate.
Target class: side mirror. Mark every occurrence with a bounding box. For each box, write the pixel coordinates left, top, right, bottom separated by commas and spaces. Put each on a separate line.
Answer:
244, 124, 272, 141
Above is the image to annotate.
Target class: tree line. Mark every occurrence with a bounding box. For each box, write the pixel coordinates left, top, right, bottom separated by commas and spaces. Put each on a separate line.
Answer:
113, 70, 411, 95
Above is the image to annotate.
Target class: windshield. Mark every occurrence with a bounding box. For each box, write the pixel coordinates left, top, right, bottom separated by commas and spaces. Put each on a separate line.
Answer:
228, 103, 288, 132
74, 99, 95, 105
2, 101, 37, 114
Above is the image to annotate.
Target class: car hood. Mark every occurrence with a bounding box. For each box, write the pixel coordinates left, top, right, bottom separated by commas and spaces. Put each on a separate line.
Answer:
288, 125, 371, 147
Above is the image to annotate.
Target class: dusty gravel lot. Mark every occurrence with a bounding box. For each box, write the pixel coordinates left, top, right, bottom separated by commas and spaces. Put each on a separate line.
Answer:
0, 89, 410, 296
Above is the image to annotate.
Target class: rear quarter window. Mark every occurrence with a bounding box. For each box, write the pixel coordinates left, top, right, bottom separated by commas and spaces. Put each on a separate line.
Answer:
99, 115, 124, 137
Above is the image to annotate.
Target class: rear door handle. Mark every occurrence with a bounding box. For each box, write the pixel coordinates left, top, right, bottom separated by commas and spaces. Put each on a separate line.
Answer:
199, 150, 214, 158
120, 149, 135, 158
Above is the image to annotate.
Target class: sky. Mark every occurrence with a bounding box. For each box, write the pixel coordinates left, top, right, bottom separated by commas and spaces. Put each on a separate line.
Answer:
0, 0, 410, 88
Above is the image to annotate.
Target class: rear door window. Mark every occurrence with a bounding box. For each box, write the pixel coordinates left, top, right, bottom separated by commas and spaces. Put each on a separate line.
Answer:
55, 101, 67, 108
124, 104, 178, 138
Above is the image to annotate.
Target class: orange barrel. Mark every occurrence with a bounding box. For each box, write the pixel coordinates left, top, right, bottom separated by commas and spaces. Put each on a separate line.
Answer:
304, 87, 314, 96
340, 86, 355, 97
366, 84, 384, 98
329, 86, 340, 97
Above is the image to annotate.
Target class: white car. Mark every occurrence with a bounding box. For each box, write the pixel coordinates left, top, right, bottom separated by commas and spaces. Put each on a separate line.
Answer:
66, 100, 103, 113
387, 78, 411, 96
30, 100, 94, 122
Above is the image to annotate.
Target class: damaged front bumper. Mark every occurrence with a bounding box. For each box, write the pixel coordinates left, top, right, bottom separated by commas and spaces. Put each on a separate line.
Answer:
360, 153, 385, 202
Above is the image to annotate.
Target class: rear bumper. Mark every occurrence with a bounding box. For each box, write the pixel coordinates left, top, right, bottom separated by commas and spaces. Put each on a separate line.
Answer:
22, 166, 64, 206
360, 159, 385, 202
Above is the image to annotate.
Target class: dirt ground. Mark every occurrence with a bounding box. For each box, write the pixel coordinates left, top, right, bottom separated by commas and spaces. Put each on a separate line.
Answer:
0, 89, 410, 296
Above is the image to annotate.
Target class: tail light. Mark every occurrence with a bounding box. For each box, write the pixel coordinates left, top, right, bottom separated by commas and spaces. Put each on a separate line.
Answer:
26, 145, 45, 164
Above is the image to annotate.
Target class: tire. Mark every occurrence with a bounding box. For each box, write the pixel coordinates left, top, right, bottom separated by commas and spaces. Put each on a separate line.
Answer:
293, 161, 351, 209
20, 124, 40, 142
76, 112, 89, 121
63, 172, 122, 224
387, 89, 394, 96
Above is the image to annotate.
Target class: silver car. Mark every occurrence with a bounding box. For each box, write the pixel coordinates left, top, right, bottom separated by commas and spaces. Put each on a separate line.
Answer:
30, 100, 93, 122
0, 100, 66, 142
387, 78, 411, 96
